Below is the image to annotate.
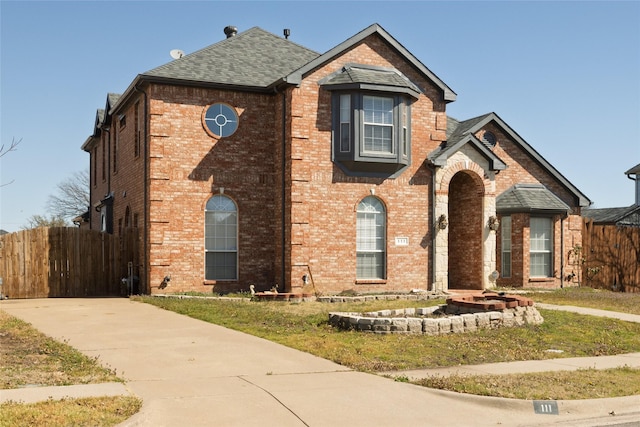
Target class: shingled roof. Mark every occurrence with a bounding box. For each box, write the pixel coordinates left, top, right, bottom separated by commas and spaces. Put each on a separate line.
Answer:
583, 205, 640, 226
142, 27, 319, 90
496, 184, 570, 214
431, 112, 591, 207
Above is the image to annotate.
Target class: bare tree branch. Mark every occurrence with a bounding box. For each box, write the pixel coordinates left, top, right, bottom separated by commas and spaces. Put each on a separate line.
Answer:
0, 137, 23, 187
0, 137, 22, 158
46, 169, 90, 219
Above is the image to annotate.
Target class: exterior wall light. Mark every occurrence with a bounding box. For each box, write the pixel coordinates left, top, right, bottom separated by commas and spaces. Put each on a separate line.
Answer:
488, 215, 500, 231
437, 214, 448, 230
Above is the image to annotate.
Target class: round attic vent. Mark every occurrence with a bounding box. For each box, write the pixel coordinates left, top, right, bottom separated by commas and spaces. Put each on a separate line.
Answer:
482, 131, 497, 147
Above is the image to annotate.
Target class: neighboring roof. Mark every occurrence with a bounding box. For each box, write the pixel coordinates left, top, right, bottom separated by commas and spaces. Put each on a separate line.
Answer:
284, 23, 456, 102
432, 112, 591, 207
583, 205, 640, 226
319, 64, 422, 98
625, 163, 640, 176
497, 184, 571, 214
142, 27, 319, 90
428, 114, 507, 172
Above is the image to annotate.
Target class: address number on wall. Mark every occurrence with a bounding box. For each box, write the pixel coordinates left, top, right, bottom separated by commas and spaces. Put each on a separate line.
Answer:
395, 237, 409, 246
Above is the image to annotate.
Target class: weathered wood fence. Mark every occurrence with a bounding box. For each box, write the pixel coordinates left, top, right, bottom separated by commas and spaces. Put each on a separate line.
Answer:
0, 227, 139, 299
582, 219, 640, 292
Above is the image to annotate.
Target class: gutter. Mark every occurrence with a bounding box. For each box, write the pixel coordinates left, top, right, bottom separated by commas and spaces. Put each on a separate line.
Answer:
134, 84, 149, 294
280, 89, 287, 290
427, 161, 437, 291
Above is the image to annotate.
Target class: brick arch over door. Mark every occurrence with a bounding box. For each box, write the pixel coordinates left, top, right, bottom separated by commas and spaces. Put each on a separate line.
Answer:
437, 161, 492, 195
447, 169, 485, 290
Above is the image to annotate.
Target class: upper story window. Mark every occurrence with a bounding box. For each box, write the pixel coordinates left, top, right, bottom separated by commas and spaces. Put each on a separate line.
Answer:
202, 103, 239, 138
322, 64, 420, 177
363, 95, 393, 153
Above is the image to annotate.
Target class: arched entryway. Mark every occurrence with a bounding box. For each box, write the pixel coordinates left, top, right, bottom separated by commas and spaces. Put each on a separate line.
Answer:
448, 171, 484, 290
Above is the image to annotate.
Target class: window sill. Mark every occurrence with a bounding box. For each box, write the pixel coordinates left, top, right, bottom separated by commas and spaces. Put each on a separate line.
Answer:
203, 279, 236, 285
355, 279, 387, 285
528, 277, 555, 283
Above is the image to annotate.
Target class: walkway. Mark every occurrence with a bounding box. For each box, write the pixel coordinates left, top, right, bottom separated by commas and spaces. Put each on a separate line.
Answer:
1, 299, 639, 427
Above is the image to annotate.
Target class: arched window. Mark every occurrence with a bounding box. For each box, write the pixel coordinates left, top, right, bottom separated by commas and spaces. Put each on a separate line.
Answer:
205, 195, 238, 280
356, 196, 386, 279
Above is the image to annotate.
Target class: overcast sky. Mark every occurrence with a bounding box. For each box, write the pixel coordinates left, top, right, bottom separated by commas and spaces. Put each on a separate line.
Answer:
1, 0, 639, 232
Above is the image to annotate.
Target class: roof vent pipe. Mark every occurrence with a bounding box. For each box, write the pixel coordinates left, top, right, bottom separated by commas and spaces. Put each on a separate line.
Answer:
224, 26, 238, 38
284, 28, 291, 39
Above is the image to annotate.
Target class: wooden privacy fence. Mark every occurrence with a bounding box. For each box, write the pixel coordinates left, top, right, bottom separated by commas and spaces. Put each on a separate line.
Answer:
582, 219, 640, 292
0, 227, 139, 299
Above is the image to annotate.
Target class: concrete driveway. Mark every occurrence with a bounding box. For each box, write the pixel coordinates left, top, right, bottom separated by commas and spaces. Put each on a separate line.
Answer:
2, 298, 639, 426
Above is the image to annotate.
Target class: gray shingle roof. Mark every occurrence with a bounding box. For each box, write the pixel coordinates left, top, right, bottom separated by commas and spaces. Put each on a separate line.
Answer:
496, 184, 571, 214
428, 113, 506, 171
435, 112, 590, 207
446, 114, 492, 142
143, 27, 319, 89
583, 205, 640, 225
320, 64, 422, 98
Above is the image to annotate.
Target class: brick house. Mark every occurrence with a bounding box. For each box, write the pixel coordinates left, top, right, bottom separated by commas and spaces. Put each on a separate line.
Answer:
81, 24, 590, 295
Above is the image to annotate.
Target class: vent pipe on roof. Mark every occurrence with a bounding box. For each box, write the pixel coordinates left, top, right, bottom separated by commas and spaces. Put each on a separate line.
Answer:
224, 26, 238, 38
284, 29, 291, 39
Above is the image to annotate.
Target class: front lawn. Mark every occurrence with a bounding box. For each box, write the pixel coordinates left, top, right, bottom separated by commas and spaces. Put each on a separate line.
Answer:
136, 293, 640, 372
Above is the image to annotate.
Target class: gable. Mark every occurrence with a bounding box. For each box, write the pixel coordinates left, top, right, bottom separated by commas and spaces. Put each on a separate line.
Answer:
436, 112, 590, 207
284, 23, 456, 103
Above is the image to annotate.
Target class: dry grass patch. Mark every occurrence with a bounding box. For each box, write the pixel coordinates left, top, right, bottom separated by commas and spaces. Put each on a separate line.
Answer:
0, 311, 119, 389
0, 396, 142, 427
0, 310, 141, 426
411, 366, 640, 400
525, 287, 640, 315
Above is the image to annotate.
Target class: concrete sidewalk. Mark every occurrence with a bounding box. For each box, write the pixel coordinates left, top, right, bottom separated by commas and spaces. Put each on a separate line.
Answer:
1, 298, 639, 427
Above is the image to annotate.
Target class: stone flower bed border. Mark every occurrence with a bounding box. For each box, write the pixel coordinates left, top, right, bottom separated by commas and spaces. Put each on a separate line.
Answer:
328, 295, 544, 336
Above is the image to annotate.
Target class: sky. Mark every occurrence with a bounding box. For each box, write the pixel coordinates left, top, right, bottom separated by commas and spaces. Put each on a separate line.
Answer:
1, 0, 639, 232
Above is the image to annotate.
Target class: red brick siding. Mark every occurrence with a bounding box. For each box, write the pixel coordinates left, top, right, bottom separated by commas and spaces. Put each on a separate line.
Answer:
285, 35, 442, 294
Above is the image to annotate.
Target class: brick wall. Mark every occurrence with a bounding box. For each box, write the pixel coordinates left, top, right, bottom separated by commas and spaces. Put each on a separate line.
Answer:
284, 35, 444, 294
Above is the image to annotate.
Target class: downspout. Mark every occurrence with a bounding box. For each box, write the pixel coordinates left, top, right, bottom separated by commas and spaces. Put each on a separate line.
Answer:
104, 127, 111, 195
280, 89, 287, 290
427, 162, 437, 291
560, 214, 564, 288
560, 210, 569, 289
134, 84, 149, 295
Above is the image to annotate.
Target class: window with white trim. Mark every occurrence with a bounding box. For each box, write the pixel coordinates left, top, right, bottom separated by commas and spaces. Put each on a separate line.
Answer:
356, 196, 386, 279
205, 195, 238, 280
501, 216, 511, 278
530, 217, 552, 277
363, 95, 393, 153
331, 92, 411, 176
